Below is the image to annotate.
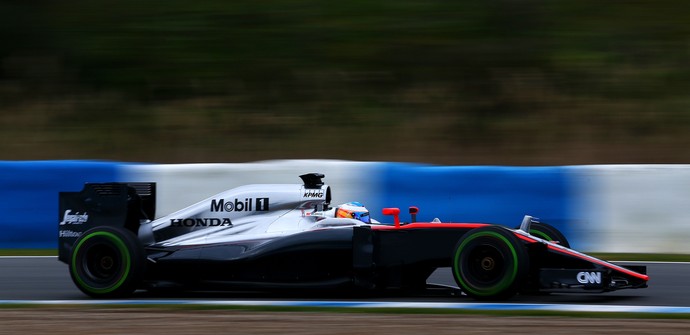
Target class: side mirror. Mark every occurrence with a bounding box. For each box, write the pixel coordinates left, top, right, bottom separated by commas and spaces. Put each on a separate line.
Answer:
382, 208, 401, 228
408, 206, 419, 223
519, 215, 540, 233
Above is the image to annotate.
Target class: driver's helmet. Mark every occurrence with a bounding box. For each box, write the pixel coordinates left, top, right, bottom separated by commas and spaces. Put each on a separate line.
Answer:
335, 201, 370, 223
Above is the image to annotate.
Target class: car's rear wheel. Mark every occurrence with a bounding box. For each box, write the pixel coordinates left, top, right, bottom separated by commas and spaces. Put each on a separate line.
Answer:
452, 226, 528, 300
69, 226, 145, 298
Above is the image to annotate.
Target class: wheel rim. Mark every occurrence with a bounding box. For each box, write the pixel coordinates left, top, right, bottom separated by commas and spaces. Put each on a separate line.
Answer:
466, 244, 506, 285
83, 242, 122, 282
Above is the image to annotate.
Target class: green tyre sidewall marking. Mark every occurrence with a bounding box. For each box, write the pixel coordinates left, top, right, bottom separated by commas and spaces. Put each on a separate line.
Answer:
530, 229, 552, 241
70, 231, 131, 295
529, 223, 569, 247
453, 230, 518, 297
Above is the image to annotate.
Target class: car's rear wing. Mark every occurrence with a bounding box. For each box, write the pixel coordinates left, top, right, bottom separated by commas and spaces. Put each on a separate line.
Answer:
58, 182, 156, 263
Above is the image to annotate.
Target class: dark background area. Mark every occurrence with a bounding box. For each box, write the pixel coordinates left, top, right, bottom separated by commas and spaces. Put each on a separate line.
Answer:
1, 1, 688, 165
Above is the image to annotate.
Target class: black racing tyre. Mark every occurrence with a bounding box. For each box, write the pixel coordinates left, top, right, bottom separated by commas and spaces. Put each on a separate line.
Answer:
69, 226, 145, 298
452, 226, 529, 300
528, 222, 570, 248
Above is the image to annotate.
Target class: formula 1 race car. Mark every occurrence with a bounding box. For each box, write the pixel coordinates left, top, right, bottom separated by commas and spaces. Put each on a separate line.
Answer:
58, 173, 648, 299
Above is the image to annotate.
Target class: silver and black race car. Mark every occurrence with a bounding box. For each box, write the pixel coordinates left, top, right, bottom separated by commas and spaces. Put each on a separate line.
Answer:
58, 173, 648, 299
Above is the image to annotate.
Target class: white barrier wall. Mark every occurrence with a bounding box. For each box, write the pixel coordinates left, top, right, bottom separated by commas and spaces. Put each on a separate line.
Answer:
572, 165, 690, 253
123, 160, 380, 218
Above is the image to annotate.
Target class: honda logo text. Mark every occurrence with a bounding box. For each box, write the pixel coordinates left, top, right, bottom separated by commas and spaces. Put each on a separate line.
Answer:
170, 218, 233, 227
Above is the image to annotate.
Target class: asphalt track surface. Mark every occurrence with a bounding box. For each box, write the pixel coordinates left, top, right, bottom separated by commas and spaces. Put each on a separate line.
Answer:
1, 257, 688, 307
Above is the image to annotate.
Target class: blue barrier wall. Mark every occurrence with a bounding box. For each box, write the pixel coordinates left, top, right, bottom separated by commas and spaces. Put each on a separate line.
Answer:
371, 163, 576, 245
0, 161, 121, 249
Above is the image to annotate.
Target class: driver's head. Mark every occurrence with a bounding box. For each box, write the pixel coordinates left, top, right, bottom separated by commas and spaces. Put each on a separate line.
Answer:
335, 201, 370, 223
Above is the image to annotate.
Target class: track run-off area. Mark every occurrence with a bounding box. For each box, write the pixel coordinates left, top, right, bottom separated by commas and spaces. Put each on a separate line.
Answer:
1, 257, 689, 314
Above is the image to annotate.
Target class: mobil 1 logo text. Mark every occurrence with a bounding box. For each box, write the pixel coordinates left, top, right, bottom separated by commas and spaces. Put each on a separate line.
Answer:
211, 198, 270, 212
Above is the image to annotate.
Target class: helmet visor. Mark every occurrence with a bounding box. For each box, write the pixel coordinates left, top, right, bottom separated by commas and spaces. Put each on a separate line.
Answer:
353, 211, 370, 223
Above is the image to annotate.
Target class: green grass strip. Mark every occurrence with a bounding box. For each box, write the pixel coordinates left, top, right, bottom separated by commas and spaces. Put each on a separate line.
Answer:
588, 253, 690, 262
0, 249, 57, 256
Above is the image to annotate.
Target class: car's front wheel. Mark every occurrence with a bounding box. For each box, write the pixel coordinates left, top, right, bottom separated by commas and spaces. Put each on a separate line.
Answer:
451, 226, 528, 300
69, 226, 145, 298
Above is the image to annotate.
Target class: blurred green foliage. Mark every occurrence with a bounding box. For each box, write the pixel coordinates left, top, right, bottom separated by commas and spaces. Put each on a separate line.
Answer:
1, 0, 688, 164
